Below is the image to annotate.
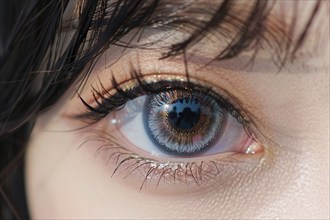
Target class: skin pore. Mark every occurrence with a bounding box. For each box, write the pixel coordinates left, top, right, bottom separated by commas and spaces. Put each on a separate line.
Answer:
25, 1, 329, 219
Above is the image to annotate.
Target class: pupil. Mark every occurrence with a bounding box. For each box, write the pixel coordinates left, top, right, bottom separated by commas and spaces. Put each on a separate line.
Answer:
167, 98, 201, 130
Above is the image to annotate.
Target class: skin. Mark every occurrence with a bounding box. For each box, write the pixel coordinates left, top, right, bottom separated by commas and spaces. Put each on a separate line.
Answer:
25, 1, 329, 219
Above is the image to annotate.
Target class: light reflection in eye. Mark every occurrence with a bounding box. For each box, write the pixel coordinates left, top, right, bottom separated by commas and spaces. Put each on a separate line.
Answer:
148, 90, 224, 154
111, 89, 255, 159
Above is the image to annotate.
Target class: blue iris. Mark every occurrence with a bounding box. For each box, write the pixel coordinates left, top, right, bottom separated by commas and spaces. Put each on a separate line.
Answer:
146, 90, 224, 154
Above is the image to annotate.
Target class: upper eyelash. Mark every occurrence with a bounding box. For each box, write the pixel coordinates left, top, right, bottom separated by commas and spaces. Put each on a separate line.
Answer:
77, 69, 250, 131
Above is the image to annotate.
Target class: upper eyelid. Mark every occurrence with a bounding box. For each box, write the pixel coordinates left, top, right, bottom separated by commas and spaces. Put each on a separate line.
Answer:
72, 70, 267, 144
73, 61, 253, 117
77, 73, 244, 115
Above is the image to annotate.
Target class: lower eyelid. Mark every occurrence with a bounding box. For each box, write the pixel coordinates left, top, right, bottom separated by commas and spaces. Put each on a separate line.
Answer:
78, 127, 265, 191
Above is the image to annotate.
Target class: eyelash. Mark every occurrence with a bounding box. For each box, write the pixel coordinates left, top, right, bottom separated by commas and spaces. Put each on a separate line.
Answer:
78, 70, 248, 126
83, 129, 255, 190
76, 70, 260, 190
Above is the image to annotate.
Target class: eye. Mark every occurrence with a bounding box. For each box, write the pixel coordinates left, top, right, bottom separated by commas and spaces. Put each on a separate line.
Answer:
114, 89, 253, 158
76, 75, 264, 189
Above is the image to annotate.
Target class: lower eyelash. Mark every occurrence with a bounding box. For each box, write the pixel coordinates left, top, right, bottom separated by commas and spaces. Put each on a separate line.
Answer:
80, 129, 256, 190
112, 155, 240, 190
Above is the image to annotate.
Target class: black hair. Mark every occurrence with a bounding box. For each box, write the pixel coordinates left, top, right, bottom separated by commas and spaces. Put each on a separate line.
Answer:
0, 0, 323, 219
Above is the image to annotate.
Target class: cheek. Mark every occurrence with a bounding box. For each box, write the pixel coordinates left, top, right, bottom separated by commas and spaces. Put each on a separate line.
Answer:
25, 119, 87, 218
